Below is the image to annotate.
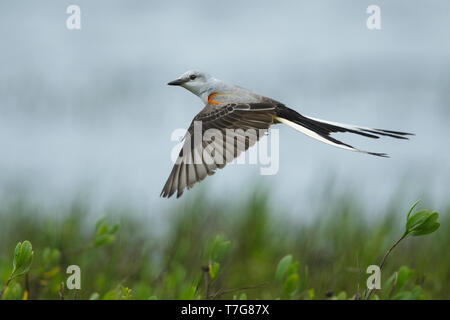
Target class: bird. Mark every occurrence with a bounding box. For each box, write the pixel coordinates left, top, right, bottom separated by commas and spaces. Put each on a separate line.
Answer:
161, 70, 413, 198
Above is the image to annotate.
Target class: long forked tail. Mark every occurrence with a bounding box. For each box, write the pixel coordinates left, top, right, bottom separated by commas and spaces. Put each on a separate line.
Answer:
275, 106, 413, 157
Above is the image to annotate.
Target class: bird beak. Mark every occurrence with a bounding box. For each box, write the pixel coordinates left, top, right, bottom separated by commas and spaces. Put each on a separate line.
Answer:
167, 78, 187, 86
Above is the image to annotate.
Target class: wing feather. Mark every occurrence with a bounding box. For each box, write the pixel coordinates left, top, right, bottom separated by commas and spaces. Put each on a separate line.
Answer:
161, 102, 276, 198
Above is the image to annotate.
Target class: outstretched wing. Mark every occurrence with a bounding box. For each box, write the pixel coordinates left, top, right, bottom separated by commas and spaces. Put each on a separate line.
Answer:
161, 102, 276, 198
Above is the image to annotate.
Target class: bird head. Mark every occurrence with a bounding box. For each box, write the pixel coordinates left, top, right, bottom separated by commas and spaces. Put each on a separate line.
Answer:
167, 70, 215, 99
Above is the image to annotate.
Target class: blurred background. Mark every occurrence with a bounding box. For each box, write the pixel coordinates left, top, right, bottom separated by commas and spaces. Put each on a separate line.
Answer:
0, 0, 449, 300
1, 1, 449, 219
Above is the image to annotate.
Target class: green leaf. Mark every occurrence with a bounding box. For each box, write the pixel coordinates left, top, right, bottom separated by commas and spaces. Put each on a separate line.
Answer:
331, 291, 347, 300
102, 289, 119, 300
404, 201, 440, 238
94, 217, 106, 233
285, 262, 299, 279
120, 286, 132, 300
307, 288, 315, 300
410, 212, 440, 236
411, 223, 440, 236
384, 272, 398, 296
1, 282, 23, 300
407, 200, 421, 220
409, 286, 422, 300
11, 241, 34, 279
239, 293, 247, 300
93, 218, 119, 247
97, 224, 109, 236
393, 291, 412, 300
207, 235, 231, 263
89, 292, 100, 300
275, 255, 292, 284
406, 210, 430, 232
93, 234, 116, 247
282, 273, 299, 295
209, 262, 220, 280
396, 266, 413, 291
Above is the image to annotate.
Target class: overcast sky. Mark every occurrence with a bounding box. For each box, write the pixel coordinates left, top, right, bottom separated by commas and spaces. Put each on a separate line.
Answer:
1, 1, 449, 220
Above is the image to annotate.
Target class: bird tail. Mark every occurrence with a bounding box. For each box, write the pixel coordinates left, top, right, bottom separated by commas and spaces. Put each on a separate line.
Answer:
274, 106, 413, 157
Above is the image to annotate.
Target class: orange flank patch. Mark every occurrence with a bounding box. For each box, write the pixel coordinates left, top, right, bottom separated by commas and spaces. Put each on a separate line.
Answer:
208, 92, 234, 105
207, 93, 221, 105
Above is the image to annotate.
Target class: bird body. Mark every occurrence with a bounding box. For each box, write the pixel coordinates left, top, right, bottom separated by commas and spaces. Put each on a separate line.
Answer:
161, 70, 412, 198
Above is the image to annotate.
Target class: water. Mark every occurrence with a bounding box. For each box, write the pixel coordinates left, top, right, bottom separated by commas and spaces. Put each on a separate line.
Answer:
1, 1, 449, 219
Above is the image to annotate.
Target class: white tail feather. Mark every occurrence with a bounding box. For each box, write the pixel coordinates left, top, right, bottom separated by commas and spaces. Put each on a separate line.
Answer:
274, 116, 382, 156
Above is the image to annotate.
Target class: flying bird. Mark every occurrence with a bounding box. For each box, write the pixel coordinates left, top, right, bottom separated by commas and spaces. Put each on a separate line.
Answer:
161, 70, 412, 198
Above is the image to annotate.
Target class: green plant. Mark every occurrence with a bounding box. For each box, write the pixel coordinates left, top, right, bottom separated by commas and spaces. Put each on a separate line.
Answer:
383, 266, 424, 300
364, 201, 440, 299
1, 240, 34, 299
275, 255, 308, 299
93, 217, 119, 247
0, 193, 446, 300
202, 235, 231, 298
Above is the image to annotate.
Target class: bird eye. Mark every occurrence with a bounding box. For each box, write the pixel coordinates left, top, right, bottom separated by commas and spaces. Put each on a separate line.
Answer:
189, 75, 197, 80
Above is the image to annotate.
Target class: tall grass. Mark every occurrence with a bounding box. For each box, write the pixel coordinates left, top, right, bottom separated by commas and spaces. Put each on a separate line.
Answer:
0, 190, 448, 299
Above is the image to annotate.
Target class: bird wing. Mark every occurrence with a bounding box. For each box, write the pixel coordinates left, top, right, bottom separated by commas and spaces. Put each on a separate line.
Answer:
161, 102, 277, 198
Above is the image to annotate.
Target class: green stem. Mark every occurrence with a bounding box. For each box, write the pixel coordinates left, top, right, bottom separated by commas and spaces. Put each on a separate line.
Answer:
365, 232, 408, 300
0, 273, 14, 298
